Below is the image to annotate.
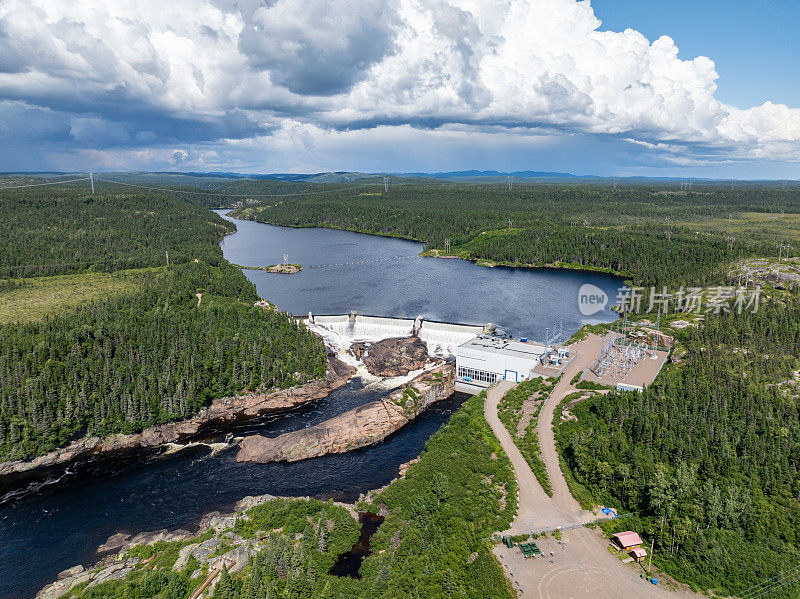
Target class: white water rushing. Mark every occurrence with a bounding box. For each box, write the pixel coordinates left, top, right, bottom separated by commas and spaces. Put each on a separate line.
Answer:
303, 313, 486, 362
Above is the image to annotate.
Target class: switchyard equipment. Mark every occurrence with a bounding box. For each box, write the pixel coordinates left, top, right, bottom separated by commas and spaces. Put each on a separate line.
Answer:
589, 331, 647, 380
454, 336, 547, 394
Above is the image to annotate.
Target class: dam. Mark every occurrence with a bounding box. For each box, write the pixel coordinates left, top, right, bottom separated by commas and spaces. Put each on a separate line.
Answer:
299, 312, 554, 395
299, 312, 489, 358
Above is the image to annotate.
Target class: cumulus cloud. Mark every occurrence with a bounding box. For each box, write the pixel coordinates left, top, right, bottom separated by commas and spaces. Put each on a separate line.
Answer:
0, 0, 798, 169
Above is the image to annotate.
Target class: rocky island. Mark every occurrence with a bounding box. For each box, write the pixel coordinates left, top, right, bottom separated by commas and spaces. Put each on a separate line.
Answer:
236, 363, 454, 464
352, 336, 429, 377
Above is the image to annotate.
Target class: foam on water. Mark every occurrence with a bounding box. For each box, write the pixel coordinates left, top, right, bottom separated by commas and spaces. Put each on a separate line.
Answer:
306, 314, 485, 360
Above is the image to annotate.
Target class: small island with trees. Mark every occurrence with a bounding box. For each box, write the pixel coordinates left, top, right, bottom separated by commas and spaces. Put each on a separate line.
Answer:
237, 263, 303, 274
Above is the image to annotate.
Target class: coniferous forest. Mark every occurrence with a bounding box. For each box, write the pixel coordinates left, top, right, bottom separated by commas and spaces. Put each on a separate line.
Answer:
227, 178, 800, 596
229, 181, 796, 287
556, 297, 800, 595
0, 186, 326, 460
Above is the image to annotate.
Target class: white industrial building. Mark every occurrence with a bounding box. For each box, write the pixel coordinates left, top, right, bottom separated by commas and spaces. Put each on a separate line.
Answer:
454, 336, 549, 394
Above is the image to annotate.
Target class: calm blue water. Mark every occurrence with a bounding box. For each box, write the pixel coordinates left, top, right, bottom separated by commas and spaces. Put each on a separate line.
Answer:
0, 214, 621, 598
217, 211, 621, 341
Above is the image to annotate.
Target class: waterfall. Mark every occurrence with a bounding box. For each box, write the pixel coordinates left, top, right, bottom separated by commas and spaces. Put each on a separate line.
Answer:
303, 314, 486, 359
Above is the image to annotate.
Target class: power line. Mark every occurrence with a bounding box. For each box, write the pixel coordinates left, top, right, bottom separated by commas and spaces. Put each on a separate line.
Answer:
93, 177, 375, 199
0, 177, 91, 189
739, 564, 800, 599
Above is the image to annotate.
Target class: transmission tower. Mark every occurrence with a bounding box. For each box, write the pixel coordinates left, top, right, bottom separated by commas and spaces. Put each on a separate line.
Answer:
726, 236, 735, 251
507, 176, 513, 191
89, 172, 94, 194
444, 238, 451, 253
283, 253, 288, 266
383, 177, 389, 193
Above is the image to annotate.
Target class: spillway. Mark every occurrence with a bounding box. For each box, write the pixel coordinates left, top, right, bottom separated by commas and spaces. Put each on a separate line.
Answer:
301, 313, 487, 358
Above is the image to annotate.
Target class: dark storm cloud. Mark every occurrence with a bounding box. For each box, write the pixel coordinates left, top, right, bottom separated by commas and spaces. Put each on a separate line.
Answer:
237, 0, 400, 95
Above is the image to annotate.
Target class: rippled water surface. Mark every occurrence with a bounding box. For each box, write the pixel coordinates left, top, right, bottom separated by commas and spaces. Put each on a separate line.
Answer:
0, 213, 621, 598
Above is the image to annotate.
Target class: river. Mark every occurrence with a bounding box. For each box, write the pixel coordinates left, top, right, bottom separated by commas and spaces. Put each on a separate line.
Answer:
0, 212, 621, 598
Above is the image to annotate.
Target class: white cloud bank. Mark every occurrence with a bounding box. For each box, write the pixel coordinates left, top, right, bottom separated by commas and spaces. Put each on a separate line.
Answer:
0, 0, 798, 170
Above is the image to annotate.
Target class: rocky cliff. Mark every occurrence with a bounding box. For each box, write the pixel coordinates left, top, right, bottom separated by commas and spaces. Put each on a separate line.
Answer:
0, 357, 355, 478
235, 364, 453, 464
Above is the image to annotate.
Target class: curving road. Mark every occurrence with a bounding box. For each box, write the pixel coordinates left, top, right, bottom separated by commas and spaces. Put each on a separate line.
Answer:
487, 334, 692, 598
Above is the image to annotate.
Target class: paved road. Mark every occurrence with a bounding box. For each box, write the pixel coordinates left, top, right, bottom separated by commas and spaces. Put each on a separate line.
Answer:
486, 335, 693, 598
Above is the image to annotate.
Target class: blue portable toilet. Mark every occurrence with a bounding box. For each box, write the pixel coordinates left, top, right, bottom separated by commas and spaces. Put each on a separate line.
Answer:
651, 578, 658, 585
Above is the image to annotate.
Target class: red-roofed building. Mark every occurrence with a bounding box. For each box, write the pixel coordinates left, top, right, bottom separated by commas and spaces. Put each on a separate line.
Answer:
630, 547, 648, 562
612, 531, 644, 550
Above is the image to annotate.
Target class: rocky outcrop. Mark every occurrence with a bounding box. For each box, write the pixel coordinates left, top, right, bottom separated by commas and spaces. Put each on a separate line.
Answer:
235, 364, 453, 464
361, 336, 429, 377
1, 357, 355, 479
37, 493, 358, 599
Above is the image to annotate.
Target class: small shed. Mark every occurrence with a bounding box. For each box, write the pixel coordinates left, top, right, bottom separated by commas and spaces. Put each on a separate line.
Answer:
630, 547, 648, 563
612, 531, 644, 550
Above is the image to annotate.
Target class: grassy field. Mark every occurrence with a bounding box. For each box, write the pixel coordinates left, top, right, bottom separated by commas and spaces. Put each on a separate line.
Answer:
0, 268, 152, 324
675, 211, 800, 245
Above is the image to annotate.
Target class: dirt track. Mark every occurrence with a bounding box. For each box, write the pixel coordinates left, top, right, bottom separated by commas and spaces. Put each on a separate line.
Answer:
487, 334, 693, 598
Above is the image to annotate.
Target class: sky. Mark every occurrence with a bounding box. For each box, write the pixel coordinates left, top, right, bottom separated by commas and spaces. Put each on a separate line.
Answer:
0, 0, 798, 178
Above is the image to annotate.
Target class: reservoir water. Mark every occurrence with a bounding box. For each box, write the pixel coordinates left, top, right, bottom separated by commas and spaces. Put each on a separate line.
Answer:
217, 211, 622, 340
0, 213, 621, 598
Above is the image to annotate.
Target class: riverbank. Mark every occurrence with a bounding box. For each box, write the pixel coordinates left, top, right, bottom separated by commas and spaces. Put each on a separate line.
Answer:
36, 493, 361, 599
37, 385, 519, 599
236, 363, 454, 464
226, 209, 630, 281
422, 247, 632, 280
0, 357, 355, 480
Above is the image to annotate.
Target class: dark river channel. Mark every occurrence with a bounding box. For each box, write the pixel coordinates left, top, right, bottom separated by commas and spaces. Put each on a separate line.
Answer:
0, 212, 621, 598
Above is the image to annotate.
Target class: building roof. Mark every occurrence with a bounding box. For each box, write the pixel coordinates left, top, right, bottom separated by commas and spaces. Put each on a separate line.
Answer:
457, 336, 547, 360
612, 531, 644, 548
631, 547, 647, 558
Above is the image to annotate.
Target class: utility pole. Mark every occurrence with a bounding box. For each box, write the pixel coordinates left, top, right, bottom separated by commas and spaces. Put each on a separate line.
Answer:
507, 176, 513, 192
283, 253, 288, 267
383, 177, 388, 193
508, 219, 513, 229
444, 238, 451, 253
165, 251, 169, 268
89, 172, 94, 194
726, 236, 735, 251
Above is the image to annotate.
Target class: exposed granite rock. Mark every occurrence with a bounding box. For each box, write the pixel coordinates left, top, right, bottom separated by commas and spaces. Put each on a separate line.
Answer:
235, 364, 453, 464
1, 357, 355, 479
363, 337, 429, 377
172, 543, 200, 572
38, 492, 359, 599
57, 565, 84, 580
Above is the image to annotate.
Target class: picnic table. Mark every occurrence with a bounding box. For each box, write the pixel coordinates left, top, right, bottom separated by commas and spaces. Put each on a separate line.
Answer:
519, 542, 542, 558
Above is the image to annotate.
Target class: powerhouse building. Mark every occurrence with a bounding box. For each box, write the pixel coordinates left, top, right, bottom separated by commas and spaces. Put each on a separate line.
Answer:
454, 336, 548, 394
